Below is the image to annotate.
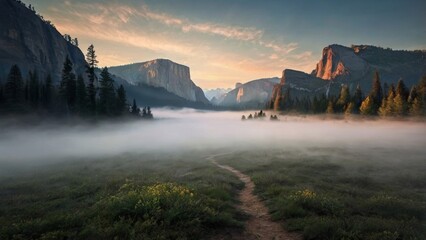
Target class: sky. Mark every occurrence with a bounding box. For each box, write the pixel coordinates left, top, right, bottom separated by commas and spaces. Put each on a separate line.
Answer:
23, 0, 426, 89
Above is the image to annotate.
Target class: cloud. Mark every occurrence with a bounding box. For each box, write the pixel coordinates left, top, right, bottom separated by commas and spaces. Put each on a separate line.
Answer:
42, 2, 317, 88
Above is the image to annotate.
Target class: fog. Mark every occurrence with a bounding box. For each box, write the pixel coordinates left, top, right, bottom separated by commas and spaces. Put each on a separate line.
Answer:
0, 108, 425, 164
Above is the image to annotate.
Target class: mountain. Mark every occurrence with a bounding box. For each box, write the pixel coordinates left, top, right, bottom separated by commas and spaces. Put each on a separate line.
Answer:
97, 70, 211, 108
271, 44, 426, 105
216, 77, 280, 109
203, 88, 232, 102
0, 0, 86, 82
108, 59, 210, 105
312, 44, 426, 90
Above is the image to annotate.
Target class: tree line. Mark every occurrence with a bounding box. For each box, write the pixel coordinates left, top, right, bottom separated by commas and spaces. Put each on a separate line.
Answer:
0, 45, 149, 120
270, 72, 426, 117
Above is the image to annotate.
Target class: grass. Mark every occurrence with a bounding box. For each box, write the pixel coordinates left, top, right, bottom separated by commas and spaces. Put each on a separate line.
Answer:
217, 148, 426, 240
0, 152, 245, 240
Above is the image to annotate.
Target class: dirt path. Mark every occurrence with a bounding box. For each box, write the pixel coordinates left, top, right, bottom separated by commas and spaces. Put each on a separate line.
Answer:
208, 155, 301, 240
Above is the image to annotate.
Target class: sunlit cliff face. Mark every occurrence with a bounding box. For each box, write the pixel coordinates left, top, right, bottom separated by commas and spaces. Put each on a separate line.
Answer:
0, 109, 425, 164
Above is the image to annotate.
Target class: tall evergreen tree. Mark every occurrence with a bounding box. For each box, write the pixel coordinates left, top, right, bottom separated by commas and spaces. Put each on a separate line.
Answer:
76, 74, 87, 116
131, 98, 140, 116
4, 65, 25, 112
98, 67, 115, 116
336, 84, 350, 112
360, 96, 375, 115
115, 84, 127, 115
384, 85, 396, 116
394, 79, 409, 116
369, 71, 383, 114
86, 44, 98, 116
59, 56, 77, 114
352, 84, 363, 114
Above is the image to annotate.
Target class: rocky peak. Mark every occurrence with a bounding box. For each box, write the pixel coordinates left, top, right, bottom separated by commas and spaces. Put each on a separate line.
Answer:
108, 59, 209, 104
312, 44, 369, 81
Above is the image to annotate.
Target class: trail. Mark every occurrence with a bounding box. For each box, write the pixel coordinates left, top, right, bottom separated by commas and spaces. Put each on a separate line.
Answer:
208, 154, 301, 240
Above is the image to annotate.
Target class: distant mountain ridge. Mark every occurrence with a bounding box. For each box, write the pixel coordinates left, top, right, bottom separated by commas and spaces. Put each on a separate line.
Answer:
203, 88, 232, 101
216, 77, 280, 109
108, 59, 210, 105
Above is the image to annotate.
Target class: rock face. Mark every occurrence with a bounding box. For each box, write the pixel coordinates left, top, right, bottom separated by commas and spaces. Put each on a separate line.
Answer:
108, 59, 209, 104
271, 44, 426, 106
311, 44, 426, 91
312, 44, 369, 81
217, 77, 280, 108
0, 0, 87, 82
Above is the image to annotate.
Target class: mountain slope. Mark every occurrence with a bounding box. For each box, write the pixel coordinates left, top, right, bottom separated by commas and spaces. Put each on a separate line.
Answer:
108, 59, 209, 105
217, 77, 280, 108
311, 44, 426, 91
271, 44, 426, 105
0, 0, 86, 82
98, 70, 211, 108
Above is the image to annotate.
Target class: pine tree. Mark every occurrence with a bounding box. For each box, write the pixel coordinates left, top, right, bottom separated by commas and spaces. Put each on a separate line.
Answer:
383, 85, 396, 116
336, 84, 350, 112
76, 74, 87, 116
369, 71, 383, 113
345, 102, 355, 115
86, 44, 98, 116
98, 67, 115, 116
394, 79, 409, 116
59, 56, 77, 114
360, 96, 375, 115
115, 84, 127, 115
352, 84, 363, 114
395, 79, 409, 100
131, 98, 140, 116
4, 65, 25, 112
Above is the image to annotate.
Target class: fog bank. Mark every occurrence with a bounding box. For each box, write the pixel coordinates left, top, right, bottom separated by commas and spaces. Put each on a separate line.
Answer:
0, 108, 425, 163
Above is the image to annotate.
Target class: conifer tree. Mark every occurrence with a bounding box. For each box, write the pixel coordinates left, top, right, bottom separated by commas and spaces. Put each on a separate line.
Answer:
352, 84, 363, 114
59, 56, 77, 114
99, 67, 115, 116
131, 98, 140, 116
115, 84, 127, 115
4, 65, 24, 112
383, 85, 396, 116
369, 71, 383, 113
336, 84, 350, 112
86, 44, 98, 116
360, 96, 375, 115
394, 79, 409, 116
345, 102, 355, 115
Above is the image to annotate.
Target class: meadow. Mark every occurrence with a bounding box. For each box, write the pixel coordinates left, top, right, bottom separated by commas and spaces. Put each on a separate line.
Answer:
0, 152, 245, 239
0, 110, 425, 239
216, 147, 426, 240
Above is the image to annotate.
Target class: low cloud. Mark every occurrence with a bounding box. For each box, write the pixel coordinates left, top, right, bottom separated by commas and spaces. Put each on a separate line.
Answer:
0, 109, 425, 164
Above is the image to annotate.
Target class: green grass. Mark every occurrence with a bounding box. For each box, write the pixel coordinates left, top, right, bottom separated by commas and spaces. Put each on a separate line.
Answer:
217, 148, 426, 240
0, 153, 245, 240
